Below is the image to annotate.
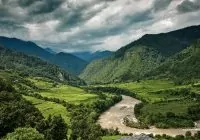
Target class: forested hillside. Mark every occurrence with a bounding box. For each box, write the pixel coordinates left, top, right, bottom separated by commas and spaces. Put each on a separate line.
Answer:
80, 25, 200, 84
0, 37, 87, 75
80, 46, 164, 84
0, 45, 85, 86
146, 39, 200, 84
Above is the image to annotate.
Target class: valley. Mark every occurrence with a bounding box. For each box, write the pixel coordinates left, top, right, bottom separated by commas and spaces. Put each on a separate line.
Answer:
0, 24, 200, 140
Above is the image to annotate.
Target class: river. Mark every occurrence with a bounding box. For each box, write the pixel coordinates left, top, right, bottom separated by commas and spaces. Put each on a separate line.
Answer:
98, 95, 200, 136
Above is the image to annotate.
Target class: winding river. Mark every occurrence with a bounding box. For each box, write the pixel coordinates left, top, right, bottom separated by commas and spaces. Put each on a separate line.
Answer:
98, 95, 200, 136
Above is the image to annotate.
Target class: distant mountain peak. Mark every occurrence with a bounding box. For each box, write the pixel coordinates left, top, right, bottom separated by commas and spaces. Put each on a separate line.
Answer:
45, 48, 56, 54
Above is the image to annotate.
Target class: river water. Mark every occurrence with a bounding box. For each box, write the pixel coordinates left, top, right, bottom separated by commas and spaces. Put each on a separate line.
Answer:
98, 95, 200, 136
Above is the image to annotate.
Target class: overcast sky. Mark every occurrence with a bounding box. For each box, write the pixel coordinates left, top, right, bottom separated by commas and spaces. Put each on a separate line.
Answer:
0, 0, 200, 52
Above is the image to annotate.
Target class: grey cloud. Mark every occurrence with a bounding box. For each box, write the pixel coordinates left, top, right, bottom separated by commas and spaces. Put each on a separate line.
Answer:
0, 0, 200, 52
177, 0, 200, 13
153, 0, 172, 12
28, 0, 65, 15
18, 0, 40, 7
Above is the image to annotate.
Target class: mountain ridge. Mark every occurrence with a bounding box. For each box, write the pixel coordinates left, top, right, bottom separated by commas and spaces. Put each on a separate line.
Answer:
0, 44, 85, 86
80, 25, 200, 84
0, 37, 87, 75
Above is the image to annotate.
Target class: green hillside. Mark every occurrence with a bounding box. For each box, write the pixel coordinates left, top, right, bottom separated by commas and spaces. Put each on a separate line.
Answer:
0, 45, 85, 86
80, 46, 164, 84
80, 25, 200, 84
147, 39, 200, 84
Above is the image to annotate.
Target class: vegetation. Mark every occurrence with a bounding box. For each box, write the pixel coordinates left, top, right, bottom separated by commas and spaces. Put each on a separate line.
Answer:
146, 39, 200, 84
4, 127, 45, 140
0, 81, 43, 137
154, 131, 200, 140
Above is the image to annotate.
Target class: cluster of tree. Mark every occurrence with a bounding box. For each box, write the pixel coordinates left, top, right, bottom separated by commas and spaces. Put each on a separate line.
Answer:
137, 112, 194, 129
123, 116, 149, 129
0, 45, 85, 86
154, 131, 200, 140
0, 91, 43, 137
85, 86, 136, 97
0, 78, 15, 92
188, 104, 200, 121
4, 127, 45, 140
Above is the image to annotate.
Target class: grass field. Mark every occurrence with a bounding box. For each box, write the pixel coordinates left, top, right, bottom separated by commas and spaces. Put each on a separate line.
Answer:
23, 95, 70, 123
28, 77, 98, 104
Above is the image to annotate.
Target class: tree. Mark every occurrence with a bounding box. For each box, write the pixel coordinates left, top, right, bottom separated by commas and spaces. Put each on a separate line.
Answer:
185, 131, 192, 138
4, 127, 44, 140
46, 115, 68, 140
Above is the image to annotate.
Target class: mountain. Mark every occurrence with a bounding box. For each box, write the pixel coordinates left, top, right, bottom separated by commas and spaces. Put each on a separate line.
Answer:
146, 39, 200, 84
0, 37, 87, 75
52, 52, 88, 75
0, 44, 85, 86
72, 51, 113, 62
45, 48, 56, 54
80, 25, 200, 84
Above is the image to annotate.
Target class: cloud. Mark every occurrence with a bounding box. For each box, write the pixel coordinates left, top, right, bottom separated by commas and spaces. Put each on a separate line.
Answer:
28, 0, 65, 15
0, 0, 200, 52
177, 0, 200, 13
153, 0, 172, 12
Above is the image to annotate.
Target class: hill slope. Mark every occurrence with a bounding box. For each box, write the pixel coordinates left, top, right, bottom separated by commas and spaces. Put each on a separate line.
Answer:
146, 39, 200, 84
0, 37, 87, 75
80, 25, 200, 84
0, 45, 85, 86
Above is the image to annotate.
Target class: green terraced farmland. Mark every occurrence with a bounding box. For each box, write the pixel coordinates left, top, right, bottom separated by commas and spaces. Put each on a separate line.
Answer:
108, 79, 185, 102
23, 95, 70, 123
28, 77, 98, 104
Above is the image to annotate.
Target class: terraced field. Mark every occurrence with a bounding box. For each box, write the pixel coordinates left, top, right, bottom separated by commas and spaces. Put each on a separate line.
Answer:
23, 95, 70, 123
28, 77, 98, 104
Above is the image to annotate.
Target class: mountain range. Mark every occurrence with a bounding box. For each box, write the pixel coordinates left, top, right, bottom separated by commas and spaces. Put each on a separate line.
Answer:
0, 44, 85, 86
80, 25, 200, 84
0, 37, 87, 75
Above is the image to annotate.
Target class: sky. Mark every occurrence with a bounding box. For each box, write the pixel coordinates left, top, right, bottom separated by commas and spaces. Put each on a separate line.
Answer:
0, 0, 200, 52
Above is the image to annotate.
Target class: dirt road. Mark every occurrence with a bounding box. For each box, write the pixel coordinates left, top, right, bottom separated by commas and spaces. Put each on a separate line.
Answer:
98, 95, 200, 136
